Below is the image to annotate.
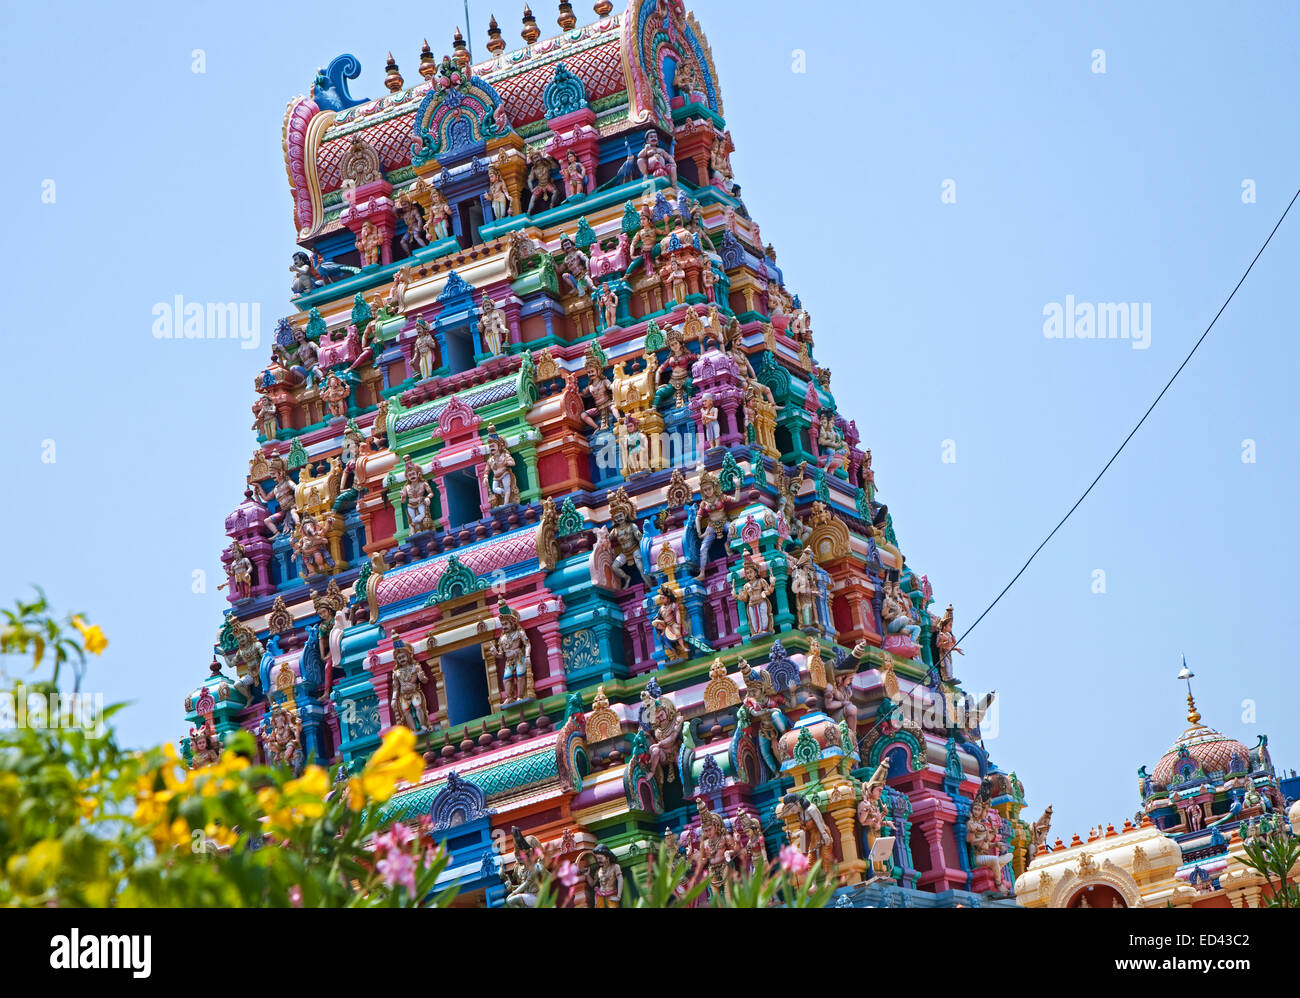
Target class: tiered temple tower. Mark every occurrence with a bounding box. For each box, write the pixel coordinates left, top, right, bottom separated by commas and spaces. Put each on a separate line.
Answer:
183, 0, 1035, 907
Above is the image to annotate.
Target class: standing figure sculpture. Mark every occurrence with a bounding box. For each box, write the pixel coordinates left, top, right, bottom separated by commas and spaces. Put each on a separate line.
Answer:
479, 297, 509, 356
857, 756, 894, 876
483, 425, 519, 507
623, 415, 649, 476
558, 234, 592, 297
252, 394, 279, 440
400, 455, 435, 533
221, 541, 254, 600
699, 393, 720, 448
586, 844, 623, 907
488, 165, 511, 219
357, 221, 384, 267
525, 149, 558, 214
388, 637, 430, 731
736, 555, 775, 636
597, 282, 619, 329
254, 455, 298, 536
412, 318, 438, 380
780, 792, 835, 876
606, 489, 645, 584
817, 411, 849, 475
560, 151, 587, 198
694, 469, 737, 581
397, 197, 427, 256
653, 587, 690, 661
494, 604, 533, 704
425, 186, 453, 241
262, 704, 304, 774
580, 353, 616, 430
787, 545, 820, 631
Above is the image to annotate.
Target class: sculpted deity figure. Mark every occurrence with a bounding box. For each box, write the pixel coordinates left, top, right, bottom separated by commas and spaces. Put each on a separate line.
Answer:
293, 513, 334, 577
357, 221, 384, 268
966, 793, 1009, 891
623, 415, 649, 476
560, 151, 587, 198
274, 321, 320, 387
658, 325, 697, 408
653, 587, 690, 661
387, 265, 411, 315
738, 655, 785, 761
189, 718, 221, 768
597, 282, 619, 329
664, 258, 687, 304
606, 489, 645, 584
483, 425, 519, 507
733, 809, 766, 874
932, 604, 964, 681
881, 580, 921, 648
694, 469, 737, 581
773, 461, 809, 544
254, 455, 298, 536
221, 541, 254, 600
290, 251, 316, 294
425, 186, 453, 241
780, 792, 834, 874
736, 555, 775, 636
701, 262, 716, 302
224, 618, 265, 700
488, 165, 511, 219
817, 411, 848, 475
857, 756, 893, 834
823, 662, 859, 740
388, 637, 430, 731
709, 133, 734, 190
400, 455, 435, 533
789, 305, 812, 344
640, 686, 685, 786
699, 393, 720, 447
525, 149, 558, 214
479, 297, 508, 356
787, 545, 820, 631
413, 317, 438, 380
321, 371, 350, 419
493, 604, 534, 704
262, 704, 304, 773
693, 795, 734, 898
397, 197, 427, 256
501, 828, 547, 907
860, 447, 876, 500
580, 354, 615, 430
723, 318, 773, 402
558, 234, 592, 297
586, 844, 623, 908
252, 393, 278, 440
637, 129, 678, 185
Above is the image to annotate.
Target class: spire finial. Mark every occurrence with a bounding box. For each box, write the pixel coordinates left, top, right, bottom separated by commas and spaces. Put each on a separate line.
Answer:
384, 52, 404, 92
521, 4, 539, 44
1177, 655, 1200, 724
419, 39, 436, 80
486, 14, 505, 54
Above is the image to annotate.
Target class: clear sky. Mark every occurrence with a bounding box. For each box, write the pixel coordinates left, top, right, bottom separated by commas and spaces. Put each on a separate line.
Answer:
1, 0, 1296, 846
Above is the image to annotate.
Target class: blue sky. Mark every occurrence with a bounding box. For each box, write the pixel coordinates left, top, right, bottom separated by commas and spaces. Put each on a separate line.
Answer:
1, 0, 1296, 846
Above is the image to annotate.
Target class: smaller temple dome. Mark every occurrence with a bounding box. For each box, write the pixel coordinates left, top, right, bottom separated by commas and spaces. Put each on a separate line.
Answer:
1151, 690, 1251, 786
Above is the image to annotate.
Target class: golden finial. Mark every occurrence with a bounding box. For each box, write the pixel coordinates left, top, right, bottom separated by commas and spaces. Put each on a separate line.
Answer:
558, 0, 577, 30
384, 52, 404, 92
418, 39, 436, 80
593, 0, 613, 15
452, 27, 470, 68
1178, 655, 1200, 724
486, 14, 506, 54
521, 4, 540, 44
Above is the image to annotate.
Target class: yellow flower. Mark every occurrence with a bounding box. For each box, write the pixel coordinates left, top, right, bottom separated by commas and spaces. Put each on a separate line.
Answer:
346, 777, 365, 812
71, 617, 108, 655
203, 822, 238, 849
283, 765, 330, 821
361, 728, 425, 803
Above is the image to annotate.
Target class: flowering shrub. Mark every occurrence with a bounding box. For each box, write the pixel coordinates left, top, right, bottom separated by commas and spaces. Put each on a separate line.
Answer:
0, 592, 451, 908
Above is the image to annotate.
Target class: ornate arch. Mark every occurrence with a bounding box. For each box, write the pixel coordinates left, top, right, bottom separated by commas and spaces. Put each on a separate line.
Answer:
1048, 856, 1142, 909
430, 771, 491, 830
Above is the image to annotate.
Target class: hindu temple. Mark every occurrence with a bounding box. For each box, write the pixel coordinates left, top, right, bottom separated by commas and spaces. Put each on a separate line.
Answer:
1015, 665, 1299, 908
183, 0, 1044, 907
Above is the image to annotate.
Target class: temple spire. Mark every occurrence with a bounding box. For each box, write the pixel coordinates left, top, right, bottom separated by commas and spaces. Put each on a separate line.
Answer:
384, 52, 404, 92
521, 4, 539, 44
486, 14, 505, 54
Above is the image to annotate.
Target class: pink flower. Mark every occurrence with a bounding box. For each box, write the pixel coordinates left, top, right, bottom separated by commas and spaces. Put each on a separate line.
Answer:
288, 885, 302, 908
557, 859, 581, 888
779, 845, 810, 874
378, 850, 417, 896
451, 72, 462, 85
374, 821, 416, 858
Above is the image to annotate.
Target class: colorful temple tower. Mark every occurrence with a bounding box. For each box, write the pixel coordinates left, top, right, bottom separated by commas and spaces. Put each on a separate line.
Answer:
1015, 664, 1299, 908
183, 0, 1036, 907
